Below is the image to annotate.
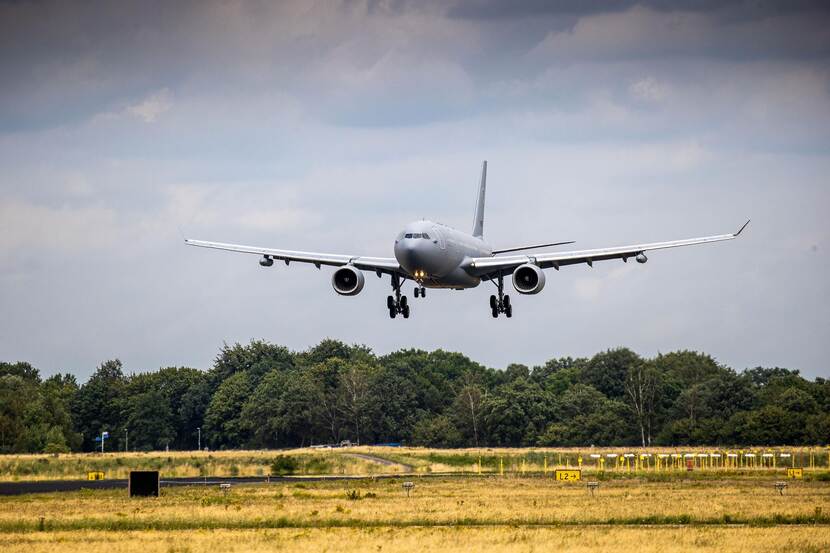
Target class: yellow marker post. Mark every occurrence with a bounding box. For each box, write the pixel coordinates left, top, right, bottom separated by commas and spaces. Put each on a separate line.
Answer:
544, 456, 548, 475
578, 455, 582, 468
477, 456, 482, 475
499, 457, 504, 476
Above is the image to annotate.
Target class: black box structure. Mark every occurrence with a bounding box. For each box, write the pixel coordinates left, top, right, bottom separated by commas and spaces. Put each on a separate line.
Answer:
129, 470, 159, 497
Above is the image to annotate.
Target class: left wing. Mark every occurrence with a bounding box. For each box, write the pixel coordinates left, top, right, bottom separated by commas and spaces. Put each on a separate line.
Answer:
466, 220, 750, 277
185, 239, 400, 274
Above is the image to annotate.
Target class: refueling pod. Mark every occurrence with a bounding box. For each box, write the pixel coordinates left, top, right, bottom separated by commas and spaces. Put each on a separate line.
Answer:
332, 265, 365, 296
512, 263, 546, 294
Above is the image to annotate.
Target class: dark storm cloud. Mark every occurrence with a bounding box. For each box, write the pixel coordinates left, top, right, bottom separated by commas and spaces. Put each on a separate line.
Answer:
0, 0, 829, 380
446, 0, 830, 20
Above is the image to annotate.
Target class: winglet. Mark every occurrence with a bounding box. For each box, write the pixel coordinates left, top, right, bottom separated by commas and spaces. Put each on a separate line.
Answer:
734, 219, 751, 237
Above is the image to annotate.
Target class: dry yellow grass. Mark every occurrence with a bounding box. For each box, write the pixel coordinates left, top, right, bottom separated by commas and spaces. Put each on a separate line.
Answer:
0, 449, 399, 481
1, 527, 829, 553
2, 446, 827, 481
1, 475, 829, 552
2, 476, 828, 529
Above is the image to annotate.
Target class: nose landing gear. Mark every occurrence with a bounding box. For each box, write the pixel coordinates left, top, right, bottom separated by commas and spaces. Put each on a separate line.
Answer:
488, 272, 512, 318
388, 274, 410, 319
414, 286, 426, 298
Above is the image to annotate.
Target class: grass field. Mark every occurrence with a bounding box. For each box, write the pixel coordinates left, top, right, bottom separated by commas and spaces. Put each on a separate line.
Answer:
1, 448, 829, 552
2, 446, 828, 481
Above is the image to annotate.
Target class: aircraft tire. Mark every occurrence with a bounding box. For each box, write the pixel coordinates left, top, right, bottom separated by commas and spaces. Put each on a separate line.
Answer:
402, 305, 410, 318
389, 307, 397, 319
489, 295, 497, 309
414, 288, 420, 298
505, 304, 513, 318
421, 287, 426, 298
387, 296, 395, 309
491, 306, 499, 318
400, 295, 408, 308
504, 295, 511, 308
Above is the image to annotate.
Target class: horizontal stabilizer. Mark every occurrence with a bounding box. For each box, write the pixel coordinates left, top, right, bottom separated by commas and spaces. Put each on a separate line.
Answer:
492, 241, 575, 255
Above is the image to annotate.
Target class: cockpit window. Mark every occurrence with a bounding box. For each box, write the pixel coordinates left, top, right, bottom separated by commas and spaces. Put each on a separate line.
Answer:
405, 233, 413, 238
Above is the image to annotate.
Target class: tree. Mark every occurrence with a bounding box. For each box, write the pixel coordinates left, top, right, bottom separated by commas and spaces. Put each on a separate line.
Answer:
624, 362, 660, 446
72, 359, 127, 451
580, 349, 641, 400
411, 415, 462, 447
122, 389, 175, 450
337, 361, 375, 444
451, 372, 487, 447
203, 372, 254, 448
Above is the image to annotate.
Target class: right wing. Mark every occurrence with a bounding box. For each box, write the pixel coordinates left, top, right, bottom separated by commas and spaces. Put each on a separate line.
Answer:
185, 239, 400, 274
467, 220, 750, 277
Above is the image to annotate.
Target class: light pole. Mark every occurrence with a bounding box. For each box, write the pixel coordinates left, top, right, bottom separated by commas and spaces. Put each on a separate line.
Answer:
124, 428, 128, 453
197, 427, 201, 451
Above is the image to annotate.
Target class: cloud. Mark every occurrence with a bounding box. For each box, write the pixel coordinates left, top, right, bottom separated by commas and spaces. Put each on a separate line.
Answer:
126, 89, 172, 123
0, 0, 829, 379
629, 76, 669, 103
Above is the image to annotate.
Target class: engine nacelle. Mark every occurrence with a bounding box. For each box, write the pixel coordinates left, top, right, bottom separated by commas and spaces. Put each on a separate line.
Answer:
259, 256, 274, 267
512, 263, 546, 294
636, 253, 648, 264
332, 265, 365, 296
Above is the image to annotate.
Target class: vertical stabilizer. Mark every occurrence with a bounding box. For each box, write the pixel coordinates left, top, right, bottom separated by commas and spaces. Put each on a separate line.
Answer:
472, 160, 487, 238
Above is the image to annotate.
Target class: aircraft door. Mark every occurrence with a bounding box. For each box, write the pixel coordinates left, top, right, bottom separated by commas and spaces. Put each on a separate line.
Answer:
432, 226, 446, 250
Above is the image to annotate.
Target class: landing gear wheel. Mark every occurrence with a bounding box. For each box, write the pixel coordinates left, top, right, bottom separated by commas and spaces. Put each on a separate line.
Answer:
420, 287, 426, 298
414, 288, 420, 298
389, 307, 397, 319
505, 304, 513, 318
504, 295, 511, 308
402, 304, 410, 318
387, 296, 395, 309
400, 295, 408, 308
491, 306, 499, 318
490, 295, 497, 309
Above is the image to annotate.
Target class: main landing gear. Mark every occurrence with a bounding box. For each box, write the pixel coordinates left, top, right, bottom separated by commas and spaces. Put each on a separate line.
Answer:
489, 272, 512, 318
388, 274, 410, 319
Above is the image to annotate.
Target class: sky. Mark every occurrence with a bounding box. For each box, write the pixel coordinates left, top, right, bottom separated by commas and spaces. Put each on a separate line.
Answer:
1, 0, 829, 381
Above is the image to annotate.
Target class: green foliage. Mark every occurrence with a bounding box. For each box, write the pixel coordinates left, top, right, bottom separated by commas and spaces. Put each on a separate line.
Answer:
0, 341, 826, 453
411, 415, 462, 447
270, 455, 299, 475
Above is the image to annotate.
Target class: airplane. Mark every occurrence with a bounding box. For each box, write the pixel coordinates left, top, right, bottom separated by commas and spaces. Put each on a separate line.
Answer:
185, 161, 749, 319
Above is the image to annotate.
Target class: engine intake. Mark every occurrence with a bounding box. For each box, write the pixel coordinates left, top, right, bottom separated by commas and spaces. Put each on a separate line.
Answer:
512, 263, 546, 294
332, 265, 365, 296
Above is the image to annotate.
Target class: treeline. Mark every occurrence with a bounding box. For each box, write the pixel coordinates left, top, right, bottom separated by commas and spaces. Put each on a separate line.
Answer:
1, 340, 828, 453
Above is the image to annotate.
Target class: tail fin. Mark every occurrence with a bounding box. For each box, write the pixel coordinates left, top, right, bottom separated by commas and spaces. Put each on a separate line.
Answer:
472, 160, 487, 238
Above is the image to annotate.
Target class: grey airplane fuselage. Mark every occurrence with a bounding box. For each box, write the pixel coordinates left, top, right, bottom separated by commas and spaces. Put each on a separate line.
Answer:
393, 220, 490, 289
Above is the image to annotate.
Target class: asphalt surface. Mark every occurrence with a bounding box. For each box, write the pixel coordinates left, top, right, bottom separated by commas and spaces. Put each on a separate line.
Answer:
0, 474, 427, 496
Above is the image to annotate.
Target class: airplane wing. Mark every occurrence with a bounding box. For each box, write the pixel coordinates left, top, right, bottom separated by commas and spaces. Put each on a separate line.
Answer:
466, 220, 750, 277
184, 239, 401, 274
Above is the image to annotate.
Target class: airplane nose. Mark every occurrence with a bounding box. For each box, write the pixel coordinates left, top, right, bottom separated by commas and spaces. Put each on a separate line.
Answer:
395, 239, 428, 273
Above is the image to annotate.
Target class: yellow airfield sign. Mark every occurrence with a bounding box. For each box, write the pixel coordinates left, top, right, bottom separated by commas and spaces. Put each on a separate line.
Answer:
787, 467, 803, 479
87, 471, 105, 481
554, 469, 582, 481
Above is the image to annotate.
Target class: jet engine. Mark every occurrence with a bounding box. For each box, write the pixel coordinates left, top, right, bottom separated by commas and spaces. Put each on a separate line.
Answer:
332, 265, 365, 296
512, 263, 546, 294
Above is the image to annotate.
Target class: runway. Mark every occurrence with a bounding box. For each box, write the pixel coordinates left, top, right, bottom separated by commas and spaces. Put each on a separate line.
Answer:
0, 474, 405, 496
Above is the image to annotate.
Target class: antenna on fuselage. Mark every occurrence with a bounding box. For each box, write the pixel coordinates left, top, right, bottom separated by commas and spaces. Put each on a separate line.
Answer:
472, 160, 486, 239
